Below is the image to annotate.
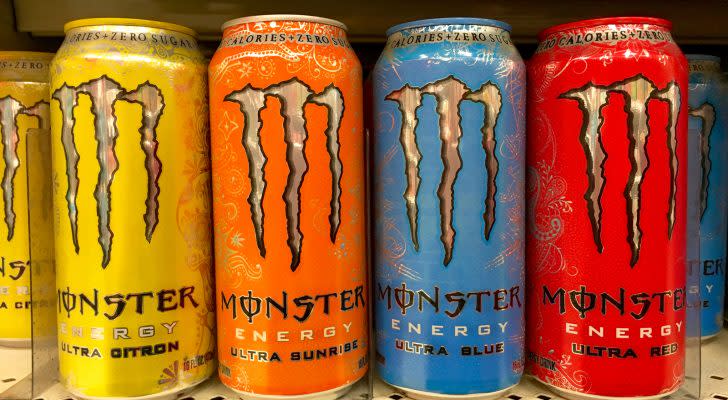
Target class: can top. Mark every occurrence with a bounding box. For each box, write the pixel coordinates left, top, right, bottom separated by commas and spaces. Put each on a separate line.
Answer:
687, 54, 722, 76
386, 17, 511, 36
686, 54, 721, 63
222, 15, 347, 31
539, 16, 672, 41
64, 18, 197, 37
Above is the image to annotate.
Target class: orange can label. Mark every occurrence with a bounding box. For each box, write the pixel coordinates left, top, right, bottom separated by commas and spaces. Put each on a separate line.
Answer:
209, 18, 368, 396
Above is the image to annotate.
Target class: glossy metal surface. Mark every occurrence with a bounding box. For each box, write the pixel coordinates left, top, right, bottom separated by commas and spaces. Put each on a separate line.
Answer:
527, 17, 689, 398
0, 51, 53, 348
687, 55, 728, 338
209, 16, 368, 398
373, 18, 526, 397
49, 19, 214, 398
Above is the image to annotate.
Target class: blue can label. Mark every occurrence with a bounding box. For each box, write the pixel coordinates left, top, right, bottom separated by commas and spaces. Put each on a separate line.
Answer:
688, 59, 728, 337
373, 21, 525, 395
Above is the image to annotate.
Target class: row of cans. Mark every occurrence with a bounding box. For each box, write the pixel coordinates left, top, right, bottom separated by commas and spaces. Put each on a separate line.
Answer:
0, 14, 725, 400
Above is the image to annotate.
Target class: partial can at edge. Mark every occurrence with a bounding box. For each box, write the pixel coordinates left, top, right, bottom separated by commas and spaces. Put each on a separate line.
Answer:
526, 17, 688, 398
372, 18, 526, 398
687, 55, 728, 339
49, 18, 215, 398
209, 14, 369, 398
0, 51, 53, 348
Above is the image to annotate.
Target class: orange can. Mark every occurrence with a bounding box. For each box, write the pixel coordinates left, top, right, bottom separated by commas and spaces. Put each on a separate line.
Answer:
209, 15, 368, 398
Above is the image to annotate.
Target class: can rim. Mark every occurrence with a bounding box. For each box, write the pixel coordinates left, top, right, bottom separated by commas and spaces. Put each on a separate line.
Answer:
386, 17, 512, 37
221, 15, 347, 32
686, 54, 721, 63
0, 51, 54, 60
64, 18, 197, 38
538, 17, 672, 41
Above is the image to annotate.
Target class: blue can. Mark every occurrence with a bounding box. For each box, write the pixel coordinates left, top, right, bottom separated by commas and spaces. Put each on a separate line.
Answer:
372, 18, 525, 397
687, 55, 728, 338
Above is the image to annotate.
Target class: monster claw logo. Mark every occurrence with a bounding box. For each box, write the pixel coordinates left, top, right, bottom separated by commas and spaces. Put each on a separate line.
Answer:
52, 75, 165, 268
386, 76, 503, 266
0, 96, 49, 241
225, 78, 344, 271
688, 102, 715, 220
560, 74, 681, 266
466, 83, 502, 241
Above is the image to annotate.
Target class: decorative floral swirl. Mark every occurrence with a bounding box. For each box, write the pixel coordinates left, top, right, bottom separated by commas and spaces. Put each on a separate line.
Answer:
213, 20, 348, 86
176, 67, 216, 361
213, 225, 263, 289
230, 364, 251, 393
382, 216, 407, 261
666, 360, 686, 393
544, 354, 593, 392
528, 160, 578, 277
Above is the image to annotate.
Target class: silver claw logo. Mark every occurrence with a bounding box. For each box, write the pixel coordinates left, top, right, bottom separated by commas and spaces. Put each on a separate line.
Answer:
688, 102, 715, 220
52, 75, 165, 269
560, 74, 681, 266
224, 78, 344, 271
0, 96, 49, 241
386, 75, 502, 266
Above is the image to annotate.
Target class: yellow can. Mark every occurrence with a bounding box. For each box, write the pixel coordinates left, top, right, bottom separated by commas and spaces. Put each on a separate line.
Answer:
49, 19, 214, 398
0, 51, 53, 348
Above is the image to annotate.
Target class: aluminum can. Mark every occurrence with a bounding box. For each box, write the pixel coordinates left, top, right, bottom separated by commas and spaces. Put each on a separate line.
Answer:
527, 17, 688, 398
686, 55, 728, 339
372, 18, 526, 398
0, 51, 53, 348
209, 15, 368, 399
49, 18, 214, 398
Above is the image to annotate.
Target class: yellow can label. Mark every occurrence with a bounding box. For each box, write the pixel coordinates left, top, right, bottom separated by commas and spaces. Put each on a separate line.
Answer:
0, 51, 52, 344
50, 24, 214, 397
0, 81, 49, 343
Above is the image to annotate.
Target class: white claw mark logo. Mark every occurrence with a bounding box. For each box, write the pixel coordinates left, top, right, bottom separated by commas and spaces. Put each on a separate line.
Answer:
386, 76, 503, 266
560, 74, 681, 266
52, 75, 164, 269
688, 102, 715, 220
0, 97, 49, 240
224, 78, 344, 271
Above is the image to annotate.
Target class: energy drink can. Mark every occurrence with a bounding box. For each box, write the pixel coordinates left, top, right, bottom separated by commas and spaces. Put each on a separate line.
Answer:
372, 18, 526, 398
209, 15, 369, 399
0, 51, 53, 348
49, 18, 215, 398
686, 55, 727, 339
527, 17, 688, 398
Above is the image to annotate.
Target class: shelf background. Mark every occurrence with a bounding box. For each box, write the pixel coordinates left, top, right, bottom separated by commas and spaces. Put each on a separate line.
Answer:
3, 0, 728, 72
11, 0, 728, 44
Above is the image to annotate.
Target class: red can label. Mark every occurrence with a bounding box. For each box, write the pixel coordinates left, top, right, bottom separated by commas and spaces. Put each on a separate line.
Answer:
526, 18, 688, 397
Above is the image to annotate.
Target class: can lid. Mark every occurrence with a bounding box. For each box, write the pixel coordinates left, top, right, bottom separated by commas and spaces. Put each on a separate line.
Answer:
222, 15, 347, 32
386, 18, 511, 36
64, 18, 197, 37
539, 17, 672, 41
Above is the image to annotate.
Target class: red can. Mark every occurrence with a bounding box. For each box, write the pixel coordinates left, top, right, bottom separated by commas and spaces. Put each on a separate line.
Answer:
526, 17, 688, 398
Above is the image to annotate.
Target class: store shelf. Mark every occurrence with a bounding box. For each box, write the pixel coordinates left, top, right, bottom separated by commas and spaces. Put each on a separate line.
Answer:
700, 331, 728, 400
12, 0, 728, 44
0, 348, 30, 396
3, 330, 727, 400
